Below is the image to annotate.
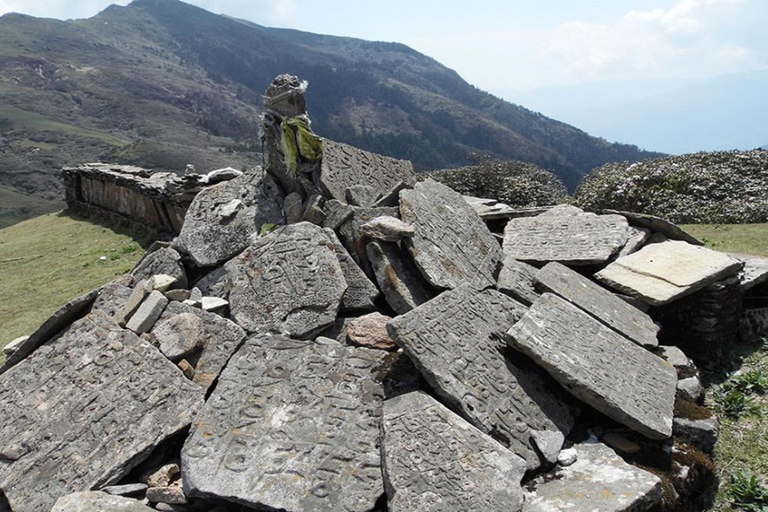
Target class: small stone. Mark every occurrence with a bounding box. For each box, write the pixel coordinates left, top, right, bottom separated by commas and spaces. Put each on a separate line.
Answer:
189, 287, 203, 301
150, 274, 178, 293
201, 296, 228, 314
116, 280, 151, 327
657, 345, 696, 377
323, 228, 379, 312
145, 463, 181, 488
100, 483, 148, 497
146, 486, 186, 505
619, 226, 651, 257
345, 184, 380, 207
346, 312, 397, 350
164, 289, 190, 302
126, 291, 169, 335
673, 416, 720, 453
301, 194, 326, 225
153, 313, 205, 361
557, 448, 578, 466
217, 199, 242, 221
132, 248, 188, 289
602, 432, 642, 455
182, 299, 200, 308
178, 360, 195, 380
322, 199, 354, 230
359, 216, 415, 241
3, 336, 28, 356
677, 376, 704, 403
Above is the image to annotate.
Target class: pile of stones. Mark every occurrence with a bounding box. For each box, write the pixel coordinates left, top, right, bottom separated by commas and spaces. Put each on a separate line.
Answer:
2, 76, 767, 512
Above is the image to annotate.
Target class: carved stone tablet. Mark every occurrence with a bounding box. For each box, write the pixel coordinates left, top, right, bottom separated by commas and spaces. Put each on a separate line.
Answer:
367, 241, 434, 314
387, 286, 575, 468
320, 139, 414, 202
400, 179, 502, 289
182, 335, 387, 512
506, 293, 677, 440
225, 222, 347, 336
0, 312, 204, 512
323, 228, 379, 312
176, 170, 285, 267
503, 213, 629, 266
381, 392, 527, 512
534, 262, 659, 348
497, 256, 540, 306
52, 492, 155, 512
619, 226, 651, 257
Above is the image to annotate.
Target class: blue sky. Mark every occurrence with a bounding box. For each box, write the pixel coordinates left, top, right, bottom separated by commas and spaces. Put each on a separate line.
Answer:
0, 0, 766, 93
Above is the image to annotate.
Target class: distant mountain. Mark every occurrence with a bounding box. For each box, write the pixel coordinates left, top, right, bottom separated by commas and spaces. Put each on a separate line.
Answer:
505, 71, 768, 155
0, 0, 660, 204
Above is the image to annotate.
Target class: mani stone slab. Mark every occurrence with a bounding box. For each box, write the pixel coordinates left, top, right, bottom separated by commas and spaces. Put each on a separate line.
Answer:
225, 222, 347, 337
176, 170, 284, 267
523, 442, 663, 512
595, 240, 743, 306
603, 209, 704, 246
381, 392, 527, 512
507, 293, 677, 440
729, 253, 768, 292
323, 228, 379, 312
400, 179, 502, 289
387, 286, 575, 469
534, 262, 660, 348
319, 139, 414, 202
497, 256, 540, 306
503, 212, 629, 266
0, 311, 204, 512
182, 335, 387, 512
51, 492, 155, 512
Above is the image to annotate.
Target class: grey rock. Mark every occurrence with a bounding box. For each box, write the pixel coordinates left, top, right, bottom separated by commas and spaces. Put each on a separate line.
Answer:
557, 448, 578, 467
677, 376, 704, 403
673, 416, 719, 453
284, 192, 304, 224
507, 293, 677, 440
203, 167, 243, 185
381, 391, 526, 512
603, 209, 704, 246
164, 289, 190, 302
101, 483, 148, 497
346, 184, 381, 207
320, 139, 414, 202
153, 312, 206, 361
323, 228, 379, 312
146, 486, 186, 505
619, 226, 652, 256
462, 195, 516, 221
729, 253, 768, 291
0, 288, 98, 374
115, 279, 152, 327
373, 181, 410, 208
194, 266, 230, 299
144, 462, 181, 488
360, 216, 415, 241
0, 312, 204, 512
201, 296, 228, 314
657, 345, 696, 378
301, 193, 326, 225
595, 241, 743, 306
534, 262, 660, 348
182, 335, 387, 512
503, 212, 629, 266
2, 336, 27, 356
317, 316, 355, 343
189, 287, 203, 302
126, 291, 169, 335
388, 286, 575, 469
153, 301, 245, 391
338, 205, 400, 277
176, 170, 284, 267
523, 443, 663, 512
51, 492, 155, 511
367, 241, 434, 314
226, 222, 346, 336
150, 274, 177, 293
93, 280, 134, 318
616, 293, 651, 313
537, 204, 585, 217
400, 179, 502, 289
132, 247, 188, 289
497, 257, 541, 306
740, 307, 768, 344
322, 199, 354, 230
346, 312, 396, 350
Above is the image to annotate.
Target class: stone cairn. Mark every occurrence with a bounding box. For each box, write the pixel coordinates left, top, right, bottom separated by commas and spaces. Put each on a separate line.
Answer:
2, 75, 767, 512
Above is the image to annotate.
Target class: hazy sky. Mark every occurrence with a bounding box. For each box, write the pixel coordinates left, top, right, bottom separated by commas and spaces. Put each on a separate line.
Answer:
0, 0, 766, 93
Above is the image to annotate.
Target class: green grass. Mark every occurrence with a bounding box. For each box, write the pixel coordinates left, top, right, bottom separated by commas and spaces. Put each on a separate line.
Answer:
680, 224, 768, 258
0, 211, 147, 364
0, 186, 62, 229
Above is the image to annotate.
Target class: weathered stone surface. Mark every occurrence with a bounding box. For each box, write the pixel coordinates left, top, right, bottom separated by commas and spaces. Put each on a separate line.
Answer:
388, 286, 574, 468
301, 193, 326, 225
678, 376, 704, 403
150, 274, 177, 293
322, 199, 354, 230
346, 312, 396, 350
367, 241, 434, 314
146, 486, 186, 505
658, 345, 696, 377
284, 191, 304, 224
194, 266, 230, 299
116, 279, 151, 327
101, 483, 148, 497
320, 139, 414, 202
126, 290, 169, 335
619, 226, 651, 257
2, 336, 27, 356
740, 307, 768, 344
604, 209, 704, 246
674, 416, 719, 453
51, 492, 155, 512
164, 289, 190, 302
535, 262, 660, 348
201, 296, 228, 313
381, 392, 526, 512
132, 247, 188, 289
145, 463, 181, 488
507, 293, 677, 440
537, 204, 585, 217
729, 252, 768, 292
503, 212, 629, 266
226, 222, 346, 336
93, 280, 134, 318
338, 205, 399, 277
595, 241, 743, 306
497, 256, 540, 306
0, 312, 204, 512
323, 228, 379, 312
523, 443, 663, 512
0, 288, 98, 374
360, 216, 415, 242
317, 316, 355, 343
373, 181, 410, 208
153, 312, 206, 361
182, 335, 386, 512
176, 170, 284, 267
462, 195, 516, 221
153, 301, 246, 391
400, 180, 502, 289
346, 184, 380, 207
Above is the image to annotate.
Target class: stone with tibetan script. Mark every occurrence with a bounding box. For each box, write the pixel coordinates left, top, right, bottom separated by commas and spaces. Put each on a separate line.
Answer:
320, 139, 414, 202
181, 334, 387, 512
619, 226, 651, 257
51, 492, 155, 512
225, 222, 346, 337
400, 179, 502, 289
595, 241, 743, 306
506, 293, 676, 440
497, 256, 540, 306
534, 262, 659, 348
323, 228, 379, 312
503, 212, 629, 266
387, 286, 575, 468
381, 391, 526, 512
0, 311, 204, 512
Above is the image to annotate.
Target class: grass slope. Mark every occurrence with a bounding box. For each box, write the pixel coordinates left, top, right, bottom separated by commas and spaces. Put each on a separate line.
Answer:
681, 224, 768, 257
0, 211, 147, 364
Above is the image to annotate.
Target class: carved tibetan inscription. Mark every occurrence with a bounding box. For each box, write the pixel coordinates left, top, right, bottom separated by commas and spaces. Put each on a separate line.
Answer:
0, 312, 204, 512
399, 179, 502, 289
225, 222, 347, 337
387, 286, 574, 469
182, 335, 387, 512
381, 391, 527, 512
320, 139, 414, 202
